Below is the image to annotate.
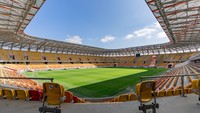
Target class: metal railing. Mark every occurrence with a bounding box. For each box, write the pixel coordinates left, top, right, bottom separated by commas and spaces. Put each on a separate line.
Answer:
0, 77, 54, 82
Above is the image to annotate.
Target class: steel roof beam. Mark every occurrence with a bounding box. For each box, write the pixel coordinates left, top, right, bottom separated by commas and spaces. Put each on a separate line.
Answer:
0, 2, 26, 10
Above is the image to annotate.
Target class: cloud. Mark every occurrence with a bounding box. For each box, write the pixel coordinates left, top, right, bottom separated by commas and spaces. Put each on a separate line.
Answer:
101, 35, 116, 43
65, 35, 82, 44
157, 32, 167, 39
124, 22, 167, 40
125, 34, 135, 40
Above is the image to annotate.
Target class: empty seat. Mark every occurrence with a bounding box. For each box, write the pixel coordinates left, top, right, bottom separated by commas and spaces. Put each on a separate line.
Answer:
39, 82, 65, 113
78, 98, 85, 103
191, 79, 200, 101
156, 90, 165, 97
173, 89, 181, 95
119, 94, 129, 102
15, 89, 29, 100
136, 80, 159, 113
129, 93, 137, 101
2, 89, 15, 99
29, 90, 43, 101
73, 96, 79, 103
64, 91, 74, 103
165, 90, 173, 96
113, 96, 119, 102
0, 89, 2, 98
187, 88, 193, 94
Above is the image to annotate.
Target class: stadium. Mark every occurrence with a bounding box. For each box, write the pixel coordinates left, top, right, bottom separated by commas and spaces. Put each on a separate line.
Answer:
0, 0, 200, 113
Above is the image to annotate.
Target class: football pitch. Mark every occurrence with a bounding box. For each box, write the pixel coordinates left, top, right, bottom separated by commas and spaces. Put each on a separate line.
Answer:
25, 67, 167, 98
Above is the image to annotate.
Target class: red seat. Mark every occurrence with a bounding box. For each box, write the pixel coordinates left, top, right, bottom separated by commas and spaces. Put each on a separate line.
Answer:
29, 90, 43, 101
73, 96, 79, 103
64, 91, 73, 103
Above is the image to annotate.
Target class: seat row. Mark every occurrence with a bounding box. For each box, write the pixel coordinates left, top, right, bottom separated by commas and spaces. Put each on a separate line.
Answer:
0, 88, 85, 103
0, 89, 43, 100
108, 93, 137, 102
108, 87, 194, 103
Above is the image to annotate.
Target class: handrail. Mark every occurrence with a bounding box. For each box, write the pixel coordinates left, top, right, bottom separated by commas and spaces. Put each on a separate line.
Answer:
0, 77, 54, 82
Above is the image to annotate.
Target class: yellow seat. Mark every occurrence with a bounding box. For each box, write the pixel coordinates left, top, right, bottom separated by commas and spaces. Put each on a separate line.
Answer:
136, 80, 155, 102
173, 89, 181, 95
39, 82, 65, 113
136, 80, 159, 113
119, 94, 129, 102
165, 90, 173, 96
192, 79, 200, 95
0, 89, 2, 97
191, 79, 200, 101
3, 89, 15, 99
43, 82, 65, 105
129, 93, 137, 101
15, 89, 29, 100
113, 96, 119, 102
156, 90, 165, 97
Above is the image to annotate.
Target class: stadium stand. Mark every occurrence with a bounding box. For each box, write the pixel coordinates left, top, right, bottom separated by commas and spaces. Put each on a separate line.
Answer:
0, 0, 200, 113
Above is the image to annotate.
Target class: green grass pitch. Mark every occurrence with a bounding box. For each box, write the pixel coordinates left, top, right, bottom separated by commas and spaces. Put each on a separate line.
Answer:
25, 67, 167, 98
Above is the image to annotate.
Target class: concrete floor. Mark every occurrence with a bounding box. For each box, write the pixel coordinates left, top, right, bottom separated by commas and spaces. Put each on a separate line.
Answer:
1, 94, 200, 113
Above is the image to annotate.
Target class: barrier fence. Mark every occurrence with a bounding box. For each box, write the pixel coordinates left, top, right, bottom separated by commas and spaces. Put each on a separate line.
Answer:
0, 77, 54, 82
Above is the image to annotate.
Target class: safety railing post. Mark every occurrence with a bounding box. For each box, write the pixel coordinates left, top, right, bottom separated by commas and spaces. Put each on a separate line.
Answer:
181, 76, 185, 97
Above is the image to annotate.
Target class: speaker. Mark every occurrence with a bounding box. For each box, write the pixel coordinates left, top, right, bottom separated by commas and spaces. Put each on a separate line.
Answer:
136, 53, 140, 57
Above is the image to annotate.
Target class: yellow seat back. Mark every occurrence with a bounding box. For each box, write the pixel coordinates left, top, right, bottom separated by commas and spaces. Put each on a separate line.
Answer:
165, 90, 173, 96
192, 79, 200, 95
129, 93, 137, 101
0, 89, 2, 97
119, 94, 129, 102
43, 82, 64, 105
3, 89, 15, 99
136, 80, 155, 103
113, 96, 119, 102
15, 89, 29, 100
156, 90, 166, 97
192, 79, 199, 89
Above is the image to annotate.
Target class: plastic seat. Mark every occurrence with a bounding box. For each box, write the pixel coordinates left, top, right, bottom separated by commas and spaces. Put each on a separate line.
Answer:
191, 79, 200, 101
64, 91, 74, 103
73, 96, 79, 103
113, 96, 119, 102
2, 89, 15, 99
173, 89, 181, 95
165, 90, 173, 96
29, 90, 43, 101
39, 82, 65, 113
0, 89, 2, 98
136, 80, 159, 113
129, 93, 137, 101
119, 94, 129, 102
77, 98, 85, 103
15, 89, 29, 100
156, 90, 166, 97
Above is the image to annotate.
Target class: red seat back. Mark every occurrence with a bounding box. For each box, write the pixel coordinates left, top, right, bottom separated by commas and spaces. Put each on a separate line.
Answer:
29, 90, 43, 101
64, 91, 73, 103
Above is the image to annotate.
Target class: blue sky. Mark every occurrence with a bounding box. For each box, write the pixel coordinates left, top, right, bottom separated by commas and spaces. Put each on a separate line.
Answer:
25, 0, 169, 49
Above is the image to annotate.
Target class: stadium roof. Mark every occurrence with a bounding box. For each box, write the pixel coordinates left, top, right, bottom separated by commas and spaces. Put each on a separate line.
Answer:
0, 0, 200, 56
146, 0, 200, 44
0, 0, 44, 32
